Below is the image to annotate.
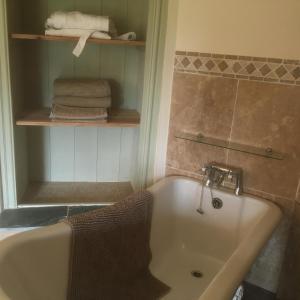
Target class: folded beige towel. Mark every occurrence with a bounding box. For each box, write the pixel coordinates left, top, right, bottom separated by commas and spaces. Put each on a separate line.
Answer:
53, 96, 111, 108
50, 104, 108, 120
54, 79, 111, 98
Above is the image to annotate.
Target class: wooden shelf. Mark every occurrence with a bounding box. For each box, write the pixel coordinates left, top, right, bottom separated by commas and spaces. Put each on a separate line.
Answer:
19, 181, 134, 206
11, 33, 146, 47
16, 108, 140, 128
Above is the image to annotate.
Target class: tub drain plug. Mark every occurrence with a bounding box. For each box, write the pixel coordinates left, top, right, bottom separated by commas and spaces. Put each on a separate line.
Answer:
191, 271, 203, 278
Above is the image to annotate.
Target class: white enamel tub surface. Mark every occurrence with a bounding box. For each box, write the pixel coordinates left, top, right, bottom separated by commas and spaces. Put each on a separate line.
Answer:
0, 176, 282, 300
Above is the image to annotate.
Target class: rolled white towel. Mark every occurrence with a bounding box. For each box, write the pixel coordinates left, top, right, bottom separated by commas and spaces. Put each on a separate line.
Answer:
117, 32, 137, 41
45, 11, 137, 57
45, 11, 117, 35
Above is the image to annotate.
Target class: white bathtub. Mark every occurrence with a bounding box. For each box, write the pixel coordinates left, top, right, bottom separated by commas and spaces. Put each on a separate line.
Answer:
0, 176, 282, 300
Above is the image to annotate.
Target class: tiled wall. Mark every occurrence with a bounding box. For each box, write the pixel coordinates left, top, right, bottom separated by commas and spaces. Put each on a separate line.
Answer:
168, 51, 300, 210
175, 51, 300, 85
167, 50, 300, 297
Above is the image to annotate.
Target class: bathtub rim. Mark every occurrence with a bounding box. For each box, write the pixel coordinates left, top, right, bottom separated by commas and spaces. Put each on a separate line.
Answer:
149, 175, 284, 213
0, 175, 283, 300
149, 176, 283, 300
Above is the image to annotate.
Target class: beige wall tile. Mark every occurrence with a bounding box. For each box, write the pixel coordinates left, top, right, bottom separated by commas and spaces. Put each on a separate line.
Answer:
228, 80, 300, 200
167, 137, 227, 175
167, 72, 238, 175
169, 72, 238, 139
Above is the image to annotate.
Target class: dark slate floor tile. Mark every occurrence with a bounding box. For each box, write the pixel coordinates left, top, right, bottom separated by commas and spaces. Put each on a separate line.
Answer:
0, 207, 68, 228
67, 206, 104, 217
244, 282, 276, 300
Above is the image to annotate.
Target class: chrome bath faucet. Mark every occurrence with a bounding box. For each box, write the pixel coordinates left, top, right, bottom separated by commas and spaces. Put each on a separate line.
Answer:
201, 162, 243, 195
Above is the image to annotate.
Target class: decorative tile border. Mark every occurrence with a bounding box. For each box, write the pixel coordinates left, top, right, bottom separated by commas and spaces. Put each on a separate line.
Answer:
175, 51, 300, 85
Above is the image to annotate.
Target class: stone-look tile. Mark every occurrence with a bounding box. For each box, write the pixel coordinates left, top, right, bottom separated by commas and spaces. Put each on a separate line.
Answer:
228, 80, 300, 200
0, 207, 68, 228
169, 73, 238, 139
167, 138, 228, 176
167, 73, 237, 173
166, 166, 204, 181
175, 51, 300, 85
242, 188, 294, 217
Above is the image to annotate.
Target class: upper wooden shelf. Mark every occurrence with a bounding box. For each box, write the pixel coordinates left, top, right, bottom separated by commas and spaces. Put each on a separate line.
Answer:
16, 108, 140, 128
11, 33, 146, 47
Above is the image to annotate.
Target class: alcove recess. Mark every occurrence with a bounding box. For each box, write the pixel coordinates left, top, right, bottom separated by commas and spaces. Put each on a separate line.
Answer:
7, 0, 149, 206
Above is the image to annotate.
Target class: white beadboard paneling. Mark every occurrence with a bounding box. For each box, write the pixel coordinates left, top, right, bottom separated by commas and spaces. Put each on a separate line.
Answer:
19, 0, 149, 184
100, 45, 126, 108
119, 128, 135, 181
50, 127, 75, 181
74, 0, 102, 14
102, 0, 128, 33
97, 128, 121, 182
28, 127, 51, 182
48, 0, 75, 14
74, 127, 98, 182
74, 44, 100, 78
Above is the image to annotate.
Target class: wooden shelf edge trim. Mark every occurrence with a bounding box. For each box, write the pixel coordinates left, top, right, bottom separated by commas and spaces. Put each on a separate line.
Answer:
16, 109, 140, 128
11, 33, 146, 47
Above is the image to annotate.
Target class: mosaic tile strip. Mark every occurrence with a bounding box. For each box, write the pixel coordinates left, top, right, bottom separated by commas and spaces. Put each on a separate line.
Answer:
175, 51, 300, 85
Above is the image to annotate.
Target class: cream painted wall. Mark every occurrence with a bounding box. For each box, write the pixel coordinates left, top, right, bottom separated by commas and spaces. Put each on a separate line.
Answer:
176, 0, 300, 59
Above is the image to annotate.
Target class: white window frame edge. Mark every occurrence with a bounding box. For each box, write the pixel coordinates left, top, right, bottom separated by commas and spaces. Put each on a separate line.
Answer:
136, 0, 178, 188
0, 0, 17, 209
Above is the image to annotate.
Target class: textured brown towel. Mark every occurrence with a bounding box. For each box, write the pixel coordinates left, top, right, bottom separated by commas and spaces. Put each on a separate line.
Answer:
64, 191, 170, 300
53, 96, 112, 108
54, 79, 111, 98
50, 104, 108, 120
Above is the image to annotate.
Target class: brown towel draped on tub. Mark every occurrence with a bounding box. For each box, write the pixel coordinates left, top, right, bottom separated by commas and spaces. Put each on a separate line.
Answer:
64, 191, 170, 300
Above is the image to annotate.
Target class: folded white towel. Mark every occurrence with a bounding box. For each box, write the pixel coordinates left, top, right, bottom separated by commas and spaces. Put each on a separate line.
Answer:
45, 11, 115, 34
45, 11, 137, 57
45, 28, 111, 40
118, 32, 137, 41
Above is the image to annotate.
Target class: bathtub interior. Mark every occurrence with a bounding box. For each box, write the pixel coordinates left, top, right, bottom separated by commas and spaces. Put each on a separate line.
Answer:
149, 177, 271, 300
0, 177, 277, 300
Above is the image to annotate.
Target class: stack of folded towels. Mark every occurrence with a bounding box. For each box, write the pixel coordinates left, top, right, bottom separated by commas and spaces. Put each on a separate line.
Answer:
50, 79, 111, 122
45, 11, 137, 57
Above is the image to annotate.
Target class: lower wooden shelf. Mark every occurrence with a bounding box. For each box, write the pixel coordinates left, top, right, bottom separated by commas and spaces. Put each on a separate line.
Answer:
19, 181, 134, 206
16, 108, 140, 128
